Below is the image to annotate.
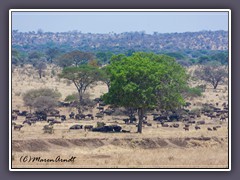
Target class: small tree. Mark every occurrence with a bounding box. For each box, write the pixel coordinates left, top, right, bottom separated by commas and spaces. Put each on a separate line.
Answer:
59, 65, 102, 113
36, 61, 47, 78
23, 88, 61, 112
55, 50, 94, 68
46, 47, 61, 64
194, 64, 228, 89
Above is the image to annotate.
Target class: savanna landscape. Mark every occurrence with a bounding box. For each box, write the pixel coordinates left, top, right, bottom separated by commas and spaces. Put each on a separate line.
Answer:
11, 13, 229, 169
11, 63, 229, 169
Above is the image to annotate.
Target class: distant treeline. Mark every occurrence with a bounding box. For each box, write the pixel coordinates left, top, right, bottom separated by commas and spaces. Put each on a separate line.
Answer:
12, 47, 228, 67
12, 30, 228, 66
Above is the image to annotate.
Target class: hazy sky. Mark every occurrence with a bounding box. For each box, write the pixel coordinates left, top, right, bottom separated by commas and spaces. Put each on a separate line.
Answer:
11, 11, 229, 34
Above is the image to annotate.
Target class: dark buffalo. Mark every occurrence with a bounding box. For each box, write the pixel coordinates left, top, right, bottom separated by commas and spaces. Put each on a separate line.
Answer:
183, 127, 189, 131
69, 125, 83, 130
12, 114, 18, 121
14, 125, 23, 130
60, 115, 66, 121
69, 112, 75, 119
84, 125, 94, 131
49, 120, 61, 126
23, 120, 32, 126
195, 126, 201, 130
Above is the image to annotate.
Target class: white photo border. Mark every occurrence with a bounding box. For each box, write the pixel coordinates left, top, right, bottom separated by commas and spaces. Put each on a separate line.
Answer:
9, 9, 231, 171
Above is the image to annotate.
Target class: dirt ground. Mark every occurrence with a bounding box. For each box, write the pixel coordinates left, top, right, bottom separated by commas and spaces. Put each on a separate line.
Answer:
11, 65, 229, 169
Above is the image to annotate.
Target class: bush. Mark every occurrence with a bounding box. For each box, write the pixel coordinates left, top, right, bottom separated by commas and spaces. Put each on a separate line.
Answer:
97, 122, 106, 128
23, 88, 61, 112
65, 93, 78, 102
184, 87, 203, 98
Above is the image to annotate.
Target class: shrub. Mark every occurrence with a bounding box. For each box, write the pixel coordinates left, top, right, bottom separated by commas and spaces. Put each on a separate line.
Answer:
184, 86, 203, 98
23, 88, 61, 112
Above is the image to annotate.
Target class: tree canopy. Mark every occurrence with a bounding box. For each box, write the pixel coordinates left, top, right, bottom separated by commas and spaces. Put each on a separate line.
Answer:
55, 50, 94, 68
59, 65, 102, 113
103, 52, 188, 133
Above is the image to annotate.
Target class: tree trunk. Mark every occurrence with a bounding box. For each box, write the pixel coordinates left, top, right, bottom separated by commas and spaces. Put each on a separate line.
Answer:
137, 108, 144, 133
78, 91, 82, 114
213, 82, 218, 89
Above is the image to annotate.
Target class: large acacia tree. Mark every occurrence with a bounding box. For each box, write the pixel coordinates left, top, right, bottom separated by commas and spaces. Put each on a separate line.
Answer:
59, 65, 102, 113
103, 52, 188, 133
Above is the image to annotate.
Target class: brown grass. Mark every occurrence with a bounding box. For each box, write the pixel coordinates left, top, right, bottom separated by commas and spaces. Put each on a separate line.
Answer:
11, 65, 229, 169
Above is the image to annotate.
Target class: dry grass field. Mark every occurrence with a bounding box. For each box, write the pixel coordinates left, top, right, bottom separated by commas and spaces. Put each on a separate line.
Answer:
11, 65, 229, 169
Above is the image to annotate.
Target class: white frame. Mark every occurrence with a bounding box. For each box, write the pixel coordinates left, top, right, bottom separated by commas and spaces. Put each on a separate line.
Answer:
9, 9, 231, 171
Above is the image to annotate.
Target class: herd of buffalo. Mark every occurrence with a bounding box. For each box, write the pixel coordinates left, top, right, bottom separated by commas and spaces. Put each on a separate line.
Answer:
11, 98, 229, 134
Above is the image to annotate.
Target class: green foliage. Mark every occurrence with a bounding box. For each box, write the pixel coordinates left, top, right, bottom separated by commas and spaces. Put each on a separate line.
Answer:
96, 52, 114, 65
55, 50, 94, 68
46, 47, 61, 63
103, 52, 188, 110
183, 86, 203, 98
164, 52, 186, 60
103, 52, 188, 133
64, 93, 78, 102
59, 65, 102, 113
97, 122, 106, 128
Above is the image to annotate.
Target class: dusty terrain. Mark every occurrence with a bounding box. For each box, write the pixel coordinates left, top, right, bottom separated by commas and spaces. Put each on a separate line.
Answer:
11, 65, 229, 169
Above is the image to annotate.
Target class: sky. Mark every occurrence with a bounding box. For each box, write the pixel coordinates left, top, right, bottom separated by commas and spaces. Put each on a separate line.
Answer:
11, 11, 229, 34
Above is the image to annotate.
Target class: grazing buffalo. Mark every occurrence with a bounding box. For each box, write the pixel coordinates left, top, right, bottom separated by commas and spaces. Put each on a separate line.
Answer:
173, 123, 179, 128
12, 109, 20, 114
92, 125, 122, 133
188, 120, 195, 124
169, 114, 181, 122
183, 127, 189, 131
207, 127, 213, 131
18, 111, 28, 116
75, 114, 86, 120
97, 106, 104, 111
153, 115, 168, 122
12, 115, 17, 121
69, 112, 75, 119
122, 129, 131, 133
86, 114, 94, 120
60, 115, 66, 121
161, 122, 169, 127
146, 123, 152, 126
95, 113, 104, 119
197, 120, 205, 125
213, 127, 217, 131
49, 120, 61, 126
14, 125, 23, 130
103, 109, 113, 115
195, 126, 201, 130
69, 125, 83, 130
23, 120, 32, 126
84, 125, 94, 131
99, 102, 106, 106
47, 118, 55, 123
123, 118, 130, 124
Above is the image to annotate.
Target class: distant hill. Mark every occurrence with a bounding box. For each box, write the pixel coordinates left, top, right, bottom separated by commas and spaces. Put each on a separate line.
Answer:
12, 30, 228, 54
